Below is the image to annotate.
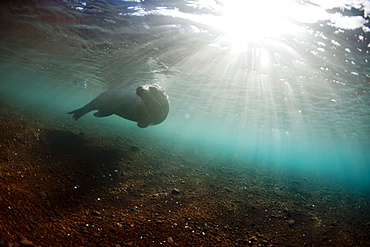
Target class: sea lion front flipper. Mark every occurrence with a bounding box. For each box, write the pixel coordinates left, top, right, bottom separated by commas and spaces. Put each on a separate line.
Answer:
137, 122, 149, 128
94, 110, 113, 118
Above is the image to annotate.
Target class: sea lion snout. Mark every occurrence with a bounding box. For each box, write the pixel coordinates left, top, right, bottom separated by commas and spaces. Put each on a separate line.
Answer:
137, 84, 169, 107
136, 84, 170, 126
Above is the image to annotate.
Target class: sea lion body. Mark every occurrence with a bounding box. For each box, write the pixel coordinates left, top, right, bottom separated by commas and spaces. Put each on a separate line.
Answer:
68, 84, 169, 128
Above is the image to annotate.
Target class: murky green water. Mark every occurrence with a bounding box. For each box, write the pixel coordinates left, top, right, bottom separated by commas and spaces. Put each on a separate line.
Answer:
0, 0, 369, 192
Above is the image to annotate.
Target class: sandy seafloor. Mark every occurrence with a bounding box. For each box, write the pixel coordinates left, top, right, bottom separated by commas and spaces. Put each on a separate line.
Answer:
0, 99, 369, 247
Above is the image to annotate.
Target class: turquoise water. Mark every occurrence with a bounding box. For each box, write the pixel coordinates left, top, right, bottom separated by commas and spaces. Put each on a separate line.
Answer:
0, 0, 369, 192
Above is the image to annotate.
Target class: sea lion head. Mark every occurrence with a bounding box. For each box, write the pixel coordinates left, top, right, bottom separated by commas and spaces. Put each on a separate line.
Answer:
136, 84, 170, 126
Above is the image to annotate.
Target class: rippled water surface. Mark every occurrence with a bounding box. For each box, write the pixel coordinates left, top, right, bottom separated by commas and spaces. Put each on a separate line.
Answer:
0, 0, 369, 191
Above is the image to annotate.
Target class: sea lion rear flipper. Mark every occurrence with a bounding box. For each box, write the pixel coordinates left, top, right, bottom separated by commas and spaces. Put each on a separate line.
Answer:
68, 106, 90, 121
137, 122, 148, 128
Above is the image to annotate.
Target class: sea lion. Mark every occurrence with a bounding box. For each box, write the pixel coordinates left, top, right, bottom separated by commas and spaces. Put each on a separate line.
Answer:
68, 84, 170, 128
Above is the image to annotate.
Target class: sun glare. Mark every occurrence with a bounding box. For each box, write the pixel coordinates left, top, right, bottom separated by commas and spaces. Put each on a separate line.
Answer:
218, 0, 299, 48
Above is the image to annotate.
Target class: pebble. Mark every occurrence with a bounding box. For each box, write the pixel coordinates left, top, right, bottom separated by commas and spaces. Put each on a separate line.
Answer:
167, 237, 174, 243
172, 188, 181, 195
130, 146, 140, 152
92, 211, 101, 216
248, 236, 257, 243
19, 237, 34, 246
39, 191, 47, 199
287, 219, 295, 227
224, 187, 233, 193
130, 207, 137, 212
